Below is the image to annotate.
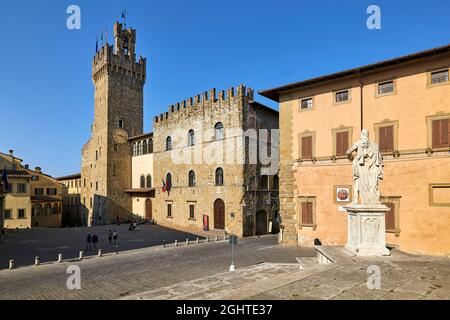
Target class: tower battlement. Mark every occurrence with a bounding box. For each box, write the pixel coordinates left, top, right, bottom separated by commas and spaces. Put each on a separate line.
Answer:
92, 22, 146, 84
154, 85, 254, 125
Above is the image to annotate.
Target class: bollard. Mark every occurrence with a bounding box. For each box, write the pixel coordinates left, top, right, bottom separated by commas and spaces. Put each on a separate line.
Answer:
175, 240, 178, 247
9, 260, 15, 270
196, 237, 199, 244
35, 257, 40, 266
163, 240, 166, 248
206, 237, 209, 243
215, 236, 219, 242
98, 249, 103, 257
186, 238, 189, 245
58, 254, 63, 263
79, 251, 84, 261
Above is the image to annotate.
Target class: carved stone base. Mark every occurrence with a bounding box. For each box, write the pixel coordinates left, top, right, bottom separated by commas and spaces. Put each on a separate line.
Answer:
344, 205, 391, 256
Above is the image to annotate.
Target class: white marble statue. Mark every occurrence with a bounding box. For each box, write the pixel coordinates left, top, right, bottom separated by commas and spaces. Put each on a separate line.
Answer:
346, 129, 384, 205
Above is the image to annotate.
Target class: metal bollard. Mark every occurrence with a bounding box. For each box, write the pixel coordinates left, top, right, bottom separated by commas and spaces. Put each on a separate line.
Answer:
206, 237, 209, 243
79, 251, 84, 261
186, 238, 189, 245
215, 236, 219, 242
196, 237, 199, 244
35, 257, 40, 266
163, 240, 166, 248
175, 240, 178, 247
9, 260, 15, 270
58, 254, 63, 263
98, 249, 103, 257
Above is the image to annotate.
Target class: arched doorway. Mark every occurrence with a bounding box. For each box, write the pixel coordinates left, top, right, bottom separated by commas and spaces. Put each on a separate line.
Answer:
145, 198, 152, 221
256, 210, 268, 235
214, 199, 225, 230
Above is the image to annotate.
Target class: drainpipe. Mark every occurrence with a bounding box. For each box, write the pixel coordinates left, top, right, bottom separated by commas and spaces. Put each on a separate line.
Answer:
357, 68, 364, 131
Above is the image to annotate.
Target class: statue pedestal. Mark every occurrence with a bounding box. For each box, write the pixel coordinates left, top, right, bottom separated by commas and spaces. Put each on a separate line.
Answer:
344, 205, 390, 256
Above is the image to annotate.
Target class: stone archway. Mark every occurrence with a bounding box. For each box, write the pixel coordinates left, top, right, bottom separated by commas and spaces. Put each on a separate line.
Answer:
256, 210, 268, 235
214, 199, 225, 230
145, 198, 152, 221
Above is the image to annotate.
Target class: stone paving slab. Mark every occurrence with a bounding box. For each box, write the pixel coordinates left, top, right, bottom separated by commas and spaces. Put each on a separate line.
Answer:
122, 247, 450, 301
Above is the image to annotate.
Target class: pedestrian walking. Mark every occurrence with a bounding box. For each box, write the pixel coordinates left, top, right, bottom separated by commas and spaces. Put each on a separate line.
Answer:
108, 229, 113, 244
112, 230, 119, 254
92, 234, 99, 248
86, 233, 92, 251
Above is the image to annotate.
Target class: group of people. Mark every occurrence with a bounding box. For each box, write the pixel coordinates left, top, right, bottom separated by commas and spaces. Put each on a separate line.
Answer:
85, 230, 118, 251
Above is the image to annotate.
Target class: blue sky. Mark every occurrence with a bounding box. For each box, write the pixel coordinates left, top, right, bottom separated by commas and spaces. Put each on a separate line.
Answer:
1, 0, 449, 177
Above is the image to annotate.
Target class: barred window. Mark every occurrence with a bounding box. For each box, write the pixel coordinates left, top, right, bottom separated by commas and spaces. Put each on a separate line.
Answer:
378, 81, 395, 95
300, 98, 313, 110
335, 90, 349, 103
431, 69, 449, 84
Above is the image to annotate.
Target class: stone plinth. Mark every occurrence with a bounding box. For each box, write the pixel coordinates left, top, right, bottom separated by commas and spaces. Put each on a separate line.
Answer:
344, 205, 390, 256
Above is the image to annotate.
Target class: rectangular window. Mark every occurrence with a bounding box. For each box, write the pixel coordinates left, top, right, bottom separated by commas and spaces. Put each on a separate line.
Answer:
189, 205, 195, 220
35, 188, 44, 196
96, 182, 99, 191
432, 118, 450, 148
90, 197, 93, 208
31, 176, 39, 181
4, 209, 12, 220
260, 175, 269, 190
301, 136, 313, 159
378, 81, 395, 95
383, 202, 397, 231
18, 209, 26, 219
7, 183, 13, 193
431, 69, 449, 85
335, 90, 349, 103
119, 120, 124, 128
301, 201, 314, 226
17, 183, 27, 193
47, 188, 57, 196
300, 98, 313, 110
167, 203, 173, 217
335, 131, 349, 156
378, 125, 394, 152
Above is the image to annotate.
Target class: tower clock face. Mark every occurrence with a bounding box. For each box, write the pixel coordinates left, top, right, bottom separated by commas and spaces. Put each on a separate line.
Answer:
113, 129, 129, 144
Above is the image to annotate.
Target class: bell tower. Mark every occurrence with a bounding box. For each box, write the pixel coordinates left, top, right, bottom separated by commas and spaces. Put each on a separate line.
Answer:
81, 21, 146, 226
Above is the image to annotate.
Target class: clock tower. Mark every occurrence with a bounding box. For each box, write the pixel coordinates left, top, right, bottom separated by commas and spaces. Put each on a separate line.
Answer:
81, 22, 146, 226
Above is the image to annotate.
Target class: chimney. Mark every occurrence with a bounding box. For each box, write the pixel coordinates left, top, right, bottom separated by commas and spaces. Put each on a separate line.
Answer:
35, 167, 42, 173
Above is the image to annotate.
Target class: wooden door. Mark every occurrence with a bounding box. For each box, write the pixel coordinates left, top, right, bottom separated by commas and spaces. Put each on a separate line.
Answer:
214, 199, 225, 230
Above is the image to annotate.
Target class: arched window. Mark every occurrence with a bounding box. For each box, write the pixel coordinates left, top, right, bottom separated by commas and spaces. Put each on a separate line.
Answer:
188, 130, 195, 146
188, 171, 196, 187
44, 204, 52, 216
166, 173, 172, 190
215, 122, 224, 140
166, 137, 172, 151
148, 139, 153, 153
137, 142, 142, 155
52, 204, 59, 215
143, 140, 148, 154
215, 168, 224, 186
146, 175, 152, 188
132, 143, 137, 156
140, 175, 146, 189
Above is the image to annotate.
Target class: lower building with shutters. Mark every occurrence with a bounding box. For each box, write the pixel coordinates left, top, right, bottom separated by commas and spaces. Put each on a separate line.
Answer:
260, 44, 450, 255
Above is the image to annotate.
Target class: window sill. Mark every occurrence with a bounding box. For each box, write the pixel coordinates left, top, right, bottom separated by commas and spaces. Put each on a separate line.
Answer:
188, 218, 196, 221
166, 216, 173, 219
386, 229, 401, 237
300, 224, 317, 231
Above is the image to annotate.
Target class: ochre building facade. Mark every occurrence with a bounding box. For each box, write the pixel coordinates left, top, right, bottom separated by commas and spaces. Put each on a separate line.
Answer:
261, 45, 450, 255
